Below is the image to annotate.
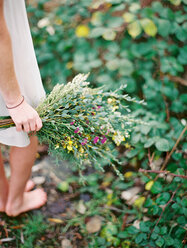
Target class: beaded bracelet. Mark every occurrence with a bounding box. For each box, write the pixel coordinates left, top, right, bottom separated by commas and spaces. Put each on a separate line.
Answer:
6, 95, 25, 109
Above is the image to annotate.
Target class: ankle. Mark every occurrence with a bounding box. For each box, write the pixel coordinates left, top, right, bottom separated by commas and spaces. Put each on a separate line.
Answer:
6, 195, 24, 212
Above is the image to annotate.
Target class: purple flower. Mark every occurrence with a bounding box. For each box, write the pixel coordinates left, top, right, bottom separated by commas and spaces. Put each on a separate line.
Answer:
70, 120, 75, 125
93, 136, 99, 144
101, 137, 107, 144
86, 120, 89, 124
97, 105, 101, 110
74, 127, 79, 133
81, 138, 88, 146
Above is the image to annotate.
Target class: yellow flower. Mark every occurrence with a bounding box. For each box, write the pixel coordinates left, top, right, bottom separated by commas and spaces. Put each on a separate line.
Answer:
75, 25, 90, 37
74, 143, 78, 148
55, 143, 60, 149
67, 145, 73, 151
125, 143, 131, 148
79, 147, 84, 153
86, 135, 91, 141
112, 105, 119, 112
68, 140, 73, 145
62, 143, 66, 149
112, 131, 125, 146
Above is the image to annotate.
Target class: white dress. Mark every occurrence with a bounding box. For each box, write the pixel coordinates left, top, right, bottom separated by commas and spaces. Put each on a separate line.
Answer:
0, 0, 46, 147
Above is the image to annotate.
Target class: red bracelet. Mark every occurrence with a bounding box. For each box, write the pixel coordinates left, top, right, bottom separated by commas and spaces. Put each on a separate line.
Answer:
6, 95, 25, 109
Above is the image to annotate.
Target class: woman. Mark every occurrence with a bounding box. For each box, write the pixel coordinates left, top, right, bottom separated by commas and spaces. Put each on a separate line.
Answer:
0, 0, 47, 216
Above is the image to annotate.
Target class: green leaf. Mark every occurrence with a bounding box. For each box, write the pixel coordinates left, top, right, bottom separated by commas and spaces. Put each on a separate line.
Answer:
127, 21, 142, 38
135, 233, 147, 244
107, 17, 124, 28
126, 148, 139, 158
170, 0, 181, 5
144, 138, 155, 148
160, 226, 167, 235
89, 27, 107, 38
126, 226, 139, 234
156, 236, 165, 247
157, 19, 171, 37
118, 231, 128, 238
140, 18, 157, 37
139, 222, 150, 232
155, 139, 170, 151
102, 29, 116, 40
151, 181, 163, 194
164, 235, 174, 246
156, 192, 171, 205
119, 59, 134, 76
140, 125, 151, 135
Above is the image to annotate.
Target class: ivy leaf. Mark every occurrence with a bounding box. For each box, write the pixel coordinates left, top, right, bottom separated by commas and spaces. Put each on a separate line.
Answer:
140, 18, 157, 37
155, 139, 170, 151
127, 21, 142, 38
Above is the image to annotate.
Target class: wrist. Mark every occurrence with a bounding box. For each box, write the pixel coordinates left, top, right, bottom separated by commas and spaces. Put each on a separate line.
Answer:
5, 94, 24, 108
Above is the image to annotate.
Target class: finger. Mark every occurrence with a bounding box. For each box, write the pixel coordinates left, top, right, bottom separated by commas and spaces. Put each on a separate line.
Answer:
16, 123, 23, 132
36, 117, 43, 131
29, 119, 36, 132
23, 122, 30, 133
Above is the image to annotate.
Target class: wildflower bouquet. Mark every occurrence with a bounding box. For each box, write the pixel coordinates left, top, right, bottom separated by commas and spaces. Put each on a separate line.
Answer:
0, 73, 145, 182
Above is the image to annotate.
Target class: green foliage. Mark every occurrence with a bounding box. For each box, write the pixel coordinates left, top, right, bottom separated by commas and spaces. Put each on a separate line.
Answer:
27, 0, 187, 247
2, 214, 47, 248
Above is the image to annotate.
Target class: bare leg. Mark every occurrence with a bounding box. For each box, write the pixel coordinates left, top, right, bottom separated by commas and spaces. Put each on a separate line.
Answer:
0, 148, 35, 212
5, 135, 47, 217
0, 150, 9, 212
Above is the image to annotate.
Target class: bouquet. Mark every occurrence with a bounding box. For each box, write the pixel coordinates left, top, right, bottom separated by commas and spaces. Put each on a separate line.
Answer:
0, 73, 146, 182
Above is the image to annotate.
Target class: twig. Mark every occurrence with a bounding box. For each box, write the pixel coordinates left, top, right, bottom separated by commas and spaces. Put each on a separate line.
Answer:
168, 74, 187, 87
121, 213, 129, 231
154, 125, 187, 181
139, 168, 187, 179
148, 149, 155, 165
162, 93, 170, 122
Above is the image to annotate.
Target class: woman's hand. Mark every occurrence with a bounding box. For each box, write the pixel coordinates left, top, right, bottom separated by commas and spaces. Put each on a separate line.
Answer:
7, 96, 42, 133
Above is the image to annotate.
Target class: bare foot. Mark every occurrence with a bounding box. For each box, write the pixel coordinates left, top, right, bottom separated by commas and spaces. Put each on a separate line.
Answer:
5, 188, 47, 217
0, 180, 8, 212
25, 179, 35, 192
0, 179, 35, 213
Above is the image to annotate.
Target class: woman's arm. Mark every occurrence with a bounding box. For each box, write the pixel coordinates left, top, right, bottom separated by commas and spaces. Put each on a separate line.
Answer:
0, 0, 22, 106
0, 0, 42, 133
